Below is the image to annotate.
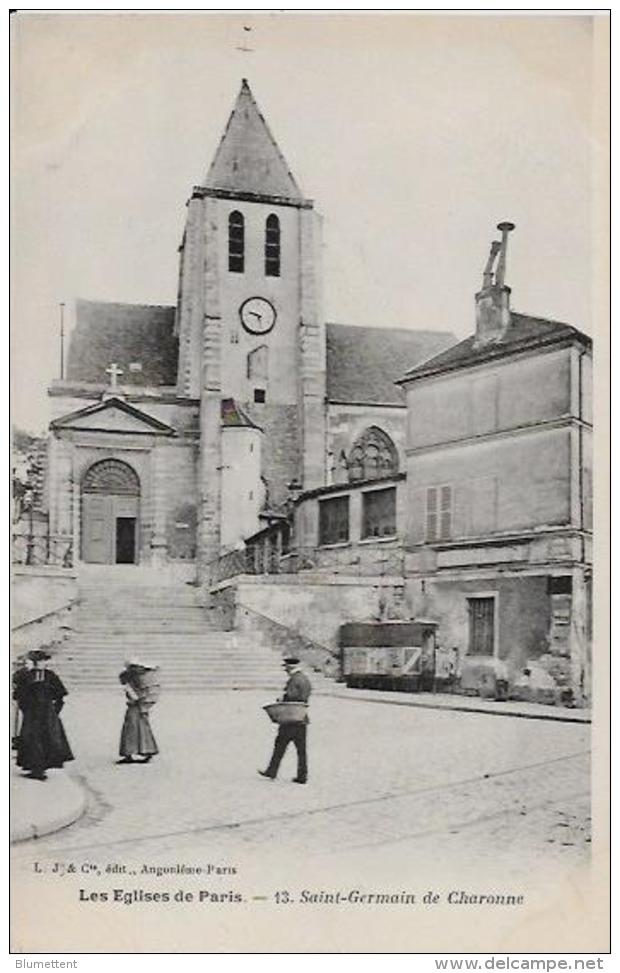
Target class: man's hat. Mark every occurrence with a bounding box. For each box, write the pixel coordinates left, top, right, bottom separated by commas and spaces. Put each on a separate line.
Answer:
283, 656, 300, 666
125, 656, 155, 670
28, 649, 52, 662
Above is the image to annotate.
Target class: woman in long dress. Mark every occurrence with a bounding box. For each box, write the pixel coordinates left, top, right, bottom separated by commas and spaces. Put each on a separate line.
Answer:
117, 658, 160, 765
13, 649, 74, 781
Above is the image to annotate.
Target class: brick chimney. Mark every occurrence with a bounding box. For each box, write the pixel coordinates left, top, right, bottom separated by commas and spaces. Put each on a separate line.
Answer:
474, 222, 515, 346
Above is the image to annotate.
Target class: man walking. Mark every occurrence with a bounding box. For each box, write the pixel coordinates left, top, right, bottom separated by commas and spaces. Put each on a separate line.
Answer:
260, 657, 312, 784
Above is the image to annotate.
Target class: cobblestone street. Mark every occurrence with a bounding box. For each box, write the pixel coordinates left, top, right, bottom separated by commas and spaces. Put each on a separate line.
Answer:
11, 689, 594, 952
12, 690, 590, 875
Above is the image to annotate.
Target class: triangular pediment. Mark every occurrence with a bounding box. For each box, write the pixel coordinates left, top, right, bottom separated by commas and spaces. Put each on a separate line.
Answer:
50, 397, 175, 436
204, 80, 303, 201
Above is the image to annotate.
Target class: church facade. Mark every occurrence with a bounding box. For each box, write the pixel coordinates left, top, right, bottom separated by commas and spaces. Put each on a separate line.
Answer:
47, 80, 453, 576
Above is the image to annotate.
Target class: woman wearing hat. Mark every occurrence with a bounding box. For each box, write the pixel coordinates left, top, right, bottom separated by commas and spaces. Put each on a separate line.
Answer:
117, 658, 160, 765
13, 649, 74, 781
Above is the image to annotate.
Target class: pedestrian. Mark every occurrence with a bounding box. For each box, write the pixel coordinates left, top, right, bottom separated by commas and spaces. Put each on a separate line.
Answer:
117, 658, 160, 765
13, 648, 74, 781
259, 656, 312, 784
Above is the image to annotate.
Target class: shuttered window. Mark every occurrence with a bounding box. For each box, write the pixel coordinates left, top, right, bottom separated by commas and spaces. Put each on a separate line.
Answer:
426, 484, 452, 541
440, 485, 452, 539
228, 211, 244, 273
319, 495, 349, 545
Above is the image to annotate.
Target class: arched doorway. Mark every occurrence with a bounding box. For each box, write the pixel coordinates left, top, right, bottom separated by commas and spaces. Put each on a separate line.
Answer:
81, 459, 140, 564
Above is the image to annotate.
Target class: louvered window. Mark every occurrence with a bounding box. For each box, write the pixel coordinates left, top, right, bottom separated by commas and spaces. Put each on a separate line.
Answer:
265, 214, 280, 277
228, 211, 244, 273
426, 485, 452, 541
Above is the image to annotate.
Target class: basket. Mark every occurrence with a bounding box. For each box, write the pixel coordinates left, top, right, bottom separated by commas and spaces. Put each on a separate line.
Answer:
263, 702, 308, 725
135, 667, 161, 706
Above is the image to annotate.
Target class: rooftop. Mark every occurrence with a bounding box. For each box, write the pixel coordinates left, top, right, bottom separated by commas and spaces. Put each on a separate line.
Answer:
65, 299, 178, 387
326, 323, 455, 406
398, 313, 591, 384
203, 79, 305, 203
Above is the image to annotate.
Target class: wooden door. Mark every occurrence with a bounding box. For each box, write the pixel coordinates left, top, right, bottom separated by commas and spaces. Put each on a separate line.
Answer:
467, 597, 495, 656
82, 495, 114, 563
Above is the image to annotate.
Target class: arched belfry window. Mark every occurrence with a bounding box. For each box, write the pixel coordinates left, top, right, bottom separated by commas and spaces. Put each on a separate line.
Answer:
347, 427, 399, 483
228, 211, 245, 273
265, 214, 280, 277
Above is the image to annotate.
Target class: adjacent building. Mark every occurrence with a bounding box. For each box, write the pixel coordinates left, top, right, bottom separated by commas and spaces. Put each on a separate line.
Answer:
398, 225, 592, 700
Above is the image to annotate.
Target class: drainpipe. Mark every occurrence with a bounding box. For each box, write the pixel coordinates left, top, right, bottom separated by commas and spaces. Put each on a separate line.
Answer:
578, 347, 586, 561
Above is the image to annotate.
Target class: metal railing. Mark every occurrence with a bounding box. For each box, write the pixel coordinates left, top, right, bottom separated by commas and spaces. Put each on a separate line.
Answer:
213, 543, 405, 584
12, 532, 74, 568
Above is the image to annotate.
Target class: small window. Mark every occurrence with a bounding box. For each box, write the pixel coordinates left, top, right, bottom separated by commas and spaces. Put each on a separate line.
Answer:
426, 485, 452, 541
362, 488, 396, 539
265, 214, 280, 277
548, 576, 573, 595
228, 211, 244, 273
254, 388, 266, 404
319, 495, 349, 546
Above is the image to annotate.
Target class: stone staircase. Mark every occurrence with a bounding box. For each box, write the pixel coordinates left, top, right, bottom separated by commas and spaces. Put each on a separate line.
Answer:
57, 570, 284, 692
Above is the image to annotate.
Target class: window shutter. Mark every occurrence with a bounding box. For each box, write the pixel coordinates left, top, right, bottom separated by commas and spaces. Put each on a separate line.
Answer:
440, 485, 452, 539
426, 487, 438, 541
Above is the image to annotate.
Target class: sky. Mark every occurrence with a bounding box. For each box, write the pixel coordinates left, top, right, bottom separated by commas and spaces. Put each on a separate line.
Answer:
11, 12, 603, 434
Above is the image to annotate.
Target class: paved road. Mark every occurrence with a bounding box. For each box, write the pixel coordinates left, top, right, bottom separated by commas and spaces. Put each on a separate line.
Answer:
12, 690, 590, 881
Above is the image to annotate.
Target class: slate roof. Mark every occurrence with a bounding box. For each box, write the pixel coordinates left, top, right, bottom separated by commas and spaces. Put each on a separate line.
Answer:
398, 313, 591, 384
66, 299, 178, 387
325, 324, 456, 406
204, 80, 304, 202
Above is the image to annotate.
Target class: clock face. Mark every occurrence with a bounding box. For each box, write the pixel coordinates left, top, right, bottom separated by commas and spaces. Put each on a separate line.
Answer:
239, 297, 276, 335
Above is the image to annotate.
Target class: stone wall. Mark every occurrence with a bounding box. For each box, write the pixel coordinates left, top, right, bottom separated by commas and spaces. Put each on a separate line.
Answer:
236, 603, 340, 677
404, 574, 551, 672
405, 346, 572, 451
12, 567, 78, 657
215, 575, 403, 652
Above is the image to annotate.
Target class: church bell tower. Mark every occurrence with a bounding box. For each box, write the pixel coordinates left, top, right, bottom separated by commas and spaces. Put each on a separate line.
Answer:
174, 80, 326, 573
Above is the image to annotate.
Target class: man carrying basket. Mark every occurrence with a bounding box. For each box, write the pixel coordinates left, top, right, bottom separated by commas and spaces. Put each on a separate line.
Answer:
260, 657, 311, 784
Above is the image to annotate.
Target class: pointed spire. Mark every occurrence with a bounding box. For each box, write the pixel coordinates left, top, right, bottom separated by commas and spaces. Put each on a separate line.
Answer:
203, 80, 304, 201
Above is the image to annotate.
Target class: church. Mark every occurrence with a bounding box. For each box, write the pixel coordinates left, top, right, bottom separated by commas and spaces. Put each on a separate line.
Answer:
46, 79, 454, 576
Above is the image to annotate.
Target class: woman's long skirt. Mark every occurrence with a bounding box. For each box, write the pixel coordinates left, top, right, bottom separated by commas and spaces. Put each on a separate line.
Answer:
119, 703, 159, 758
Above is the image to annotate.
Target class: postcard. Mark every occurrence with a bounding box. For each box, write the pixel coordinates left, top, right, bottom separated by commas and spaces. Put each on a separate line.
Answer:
10, 11, 610, 955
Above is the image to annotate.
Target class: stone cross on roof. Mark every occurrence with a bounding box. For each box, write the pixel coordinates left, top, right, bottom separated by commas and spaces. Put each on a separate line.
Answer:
105, 363, 124, 390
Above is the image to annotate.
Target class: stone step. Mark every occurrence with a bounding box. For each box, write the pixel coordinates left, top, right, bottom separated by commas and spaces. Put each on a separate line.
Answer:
63, 684, 282, 692
60, 659, 282, 670
66, 629, 235, 645
78, 586, 201, 597
72, 616, 222, 633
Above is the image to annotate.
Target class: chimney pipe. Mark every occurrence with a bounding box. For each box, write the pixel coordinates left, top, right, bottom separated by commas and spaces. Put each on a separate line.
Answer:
495, 221, 515, 289
482, 241, 501, 288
